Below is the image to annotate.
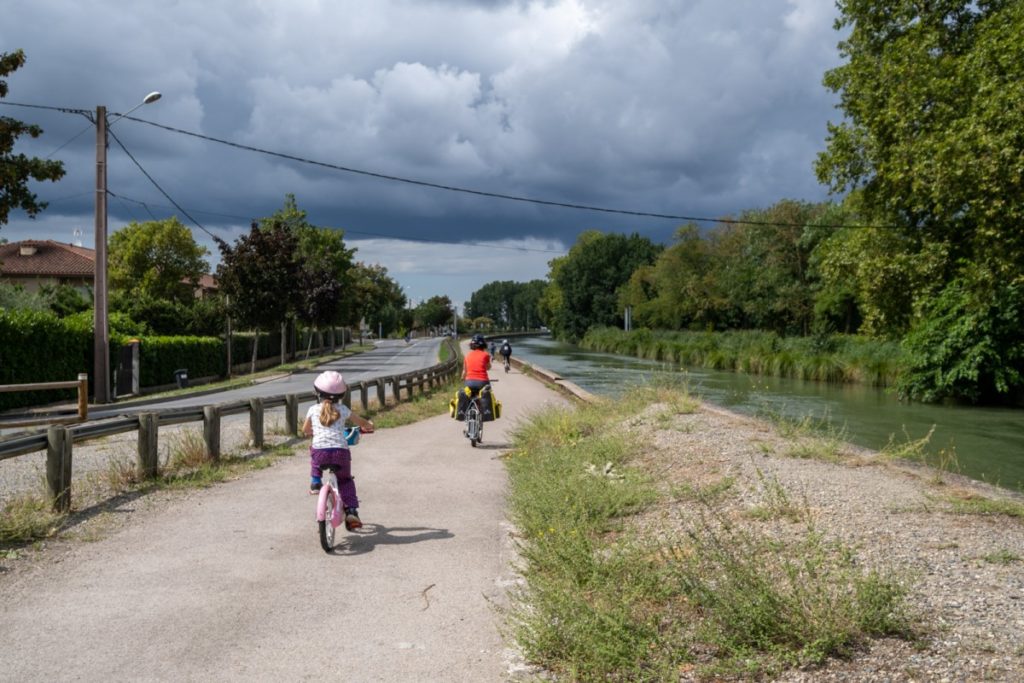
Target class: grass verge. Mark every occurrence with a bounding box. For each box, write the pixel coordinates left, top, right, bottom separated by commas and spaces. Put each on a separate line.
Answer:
504, 384, 916, 680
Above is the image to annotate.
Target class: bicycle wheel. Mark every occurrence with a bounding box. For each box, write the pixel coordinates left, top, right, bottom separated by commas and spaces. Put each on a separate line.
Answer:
466, 404, 479, 447
319, 487, 336, 552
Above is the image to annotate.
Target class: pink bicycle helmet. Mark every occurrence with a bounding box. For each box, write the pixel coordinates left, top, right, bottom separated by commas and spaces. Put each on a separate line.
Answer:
313, 370, 347, 398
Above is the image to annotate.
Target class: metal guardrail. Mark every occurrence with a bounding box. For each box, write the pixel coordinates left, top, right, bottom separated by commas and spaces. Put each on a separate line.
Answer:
0, 346, 460, 512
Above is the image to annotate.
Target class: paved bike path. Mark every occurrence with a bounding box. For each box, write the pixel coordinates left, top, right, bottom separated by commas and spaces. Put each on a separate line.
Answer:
0, 366, 571, 681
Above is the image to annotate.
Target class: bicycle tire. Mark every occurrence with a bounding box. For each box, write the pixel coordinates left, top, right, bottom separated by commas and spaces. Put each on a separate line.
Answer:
319, 488, 336, 552
466, 403, 479, 446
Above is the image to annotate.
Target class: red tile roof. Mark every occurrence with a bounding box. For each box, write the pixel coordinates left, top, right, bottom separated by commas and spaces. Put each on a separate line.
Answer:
0, 240, 96, 278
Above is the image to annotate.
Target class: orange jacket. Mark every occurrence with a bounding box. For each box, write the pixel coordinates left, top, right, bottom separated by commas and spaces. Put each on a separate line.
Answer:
463, 349, 491, 381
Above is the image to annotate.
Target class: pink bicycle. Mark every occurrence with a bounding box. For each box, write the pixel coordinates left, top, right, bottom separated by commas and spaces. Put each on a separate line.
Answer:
316, 426, 368, 552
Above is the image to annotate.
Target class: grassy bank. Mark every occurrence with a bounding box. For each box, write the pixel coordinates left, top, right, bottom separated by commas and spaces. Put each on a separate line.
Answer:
581, 327, 905, 387
504, 384, 915, 679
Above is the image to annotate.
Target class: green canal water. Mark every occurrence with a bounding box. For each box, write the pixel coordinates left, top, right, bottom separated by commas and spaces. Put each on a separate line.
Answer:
514, 336, 1024, 492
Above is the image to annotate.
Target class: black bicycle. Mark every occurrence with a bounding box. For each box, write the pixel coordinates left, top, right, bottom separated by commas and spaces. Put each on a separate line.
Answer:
463, 380, 498, 447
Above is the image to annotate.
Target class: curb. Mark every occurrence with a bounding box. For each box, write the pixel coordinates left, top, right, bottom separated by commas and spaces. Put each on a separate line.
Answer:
510, 357, 598, 404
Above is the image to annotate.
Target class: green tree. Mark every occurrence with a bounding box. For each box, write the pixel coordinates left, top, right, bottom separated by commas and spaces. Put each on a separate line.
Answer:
716, 200, 827, 335
348, 262, 406, 339
551, 231, 662, 342
465, 280, 544, 330
816, 0, 1024, 401
510, 279, 546, 330
270, 195, 355, 346
415, 295, 454, 332
216, 220, 299, 372
1, 50, 65, 228
620, 224, 723, 330
108, 217, 210, 304
39, 283, 90, 318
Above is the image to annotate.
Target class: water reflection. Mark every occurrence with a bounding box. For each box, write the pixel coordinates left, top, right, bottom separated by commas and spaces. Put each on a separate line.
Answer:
515, 336, 1024, 492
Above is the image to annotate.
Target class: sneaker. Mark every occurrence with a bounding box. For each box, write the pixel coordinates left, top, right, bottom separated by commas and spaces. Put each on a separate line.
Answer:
309, 482, 322, 495
344, 508, 362, 531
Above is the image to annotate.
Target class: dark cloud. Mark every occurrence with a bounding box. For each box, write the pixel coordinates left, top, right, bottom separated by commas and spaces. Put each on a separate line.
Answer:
2, 0, 845, 304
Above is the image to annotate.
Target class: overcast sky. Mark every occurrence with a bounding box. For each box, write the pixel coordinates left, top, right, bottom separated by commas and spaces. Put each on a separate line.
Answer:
2, 0, 846, 309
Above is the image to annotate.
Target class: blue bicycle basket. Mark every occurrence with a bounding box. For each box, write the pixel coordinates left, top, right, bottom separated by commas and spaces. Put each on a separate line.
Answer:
343, 426, 361, 446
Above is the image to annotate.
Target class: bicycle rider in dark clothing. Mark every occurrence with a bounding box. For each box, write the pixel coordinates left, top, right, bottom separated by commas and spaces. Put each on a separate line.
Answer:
499, 339, 512, 367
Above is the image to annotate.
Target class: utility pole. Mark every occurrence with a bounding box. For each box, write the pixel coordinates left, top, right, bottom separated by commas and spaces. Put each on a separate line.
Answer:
93, 106, 109, 404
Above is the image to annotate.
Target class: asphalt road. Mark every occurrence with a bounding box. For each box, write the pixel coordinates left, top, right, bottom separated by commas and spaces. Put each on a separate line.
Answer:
90, 337, 446, 418
0, 355, 571, 681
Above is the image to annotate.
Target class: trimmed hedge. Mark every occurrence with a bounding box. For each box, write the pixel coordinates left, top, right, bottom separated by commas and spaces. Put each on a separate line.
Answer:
2, 311, 342, 411
0, 309, 92, 410
134, 335, 226, 388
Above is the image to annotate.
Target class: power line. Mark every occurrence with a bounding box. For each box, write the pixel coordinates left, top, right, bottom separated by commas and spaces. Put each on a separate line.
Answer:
106, 127, 221, 243
4, 100, 897, 231
126, 115, 895, 231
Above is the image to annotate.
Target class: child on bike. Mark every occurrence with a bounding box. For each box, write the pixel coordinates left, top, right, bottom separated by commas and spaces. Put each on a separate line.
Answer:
302, 370, 374, 531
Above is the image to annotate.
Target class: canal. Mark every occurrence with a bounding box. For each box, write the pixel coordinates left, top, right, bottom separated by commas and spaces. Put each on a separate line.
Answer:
513, 336, 1024, 492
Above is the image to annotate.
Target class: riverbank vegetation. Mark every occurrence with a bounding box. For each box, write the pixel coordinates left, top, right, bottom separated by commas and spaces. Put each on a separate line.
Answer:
505, 385, 915, 679
582, 327, 905, 387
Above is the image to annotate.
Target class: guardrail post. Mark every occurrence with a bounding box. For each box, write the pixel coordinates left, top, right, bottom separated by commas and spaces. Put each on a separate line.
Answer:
250, 398, 264, 450
376, 380, 386, 408
137, 412, 159, 479
46, 425, 72, 512
358, 382, 368, 412
341, 388, 352, 409
203, 406, 221, 461
391, 376, 402, 403
285, 394, 299, 436
77, 373, 89, 421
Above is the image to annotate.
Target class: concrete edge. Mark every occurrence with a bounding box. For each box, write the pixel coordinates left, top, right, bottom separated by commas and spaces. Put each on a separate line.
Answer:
510, 357, 599, 404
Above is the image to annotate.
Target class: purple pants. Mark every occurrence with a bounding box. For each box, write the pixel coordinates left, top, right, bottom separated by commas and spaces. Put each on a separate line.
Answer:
310, 447, 358, 509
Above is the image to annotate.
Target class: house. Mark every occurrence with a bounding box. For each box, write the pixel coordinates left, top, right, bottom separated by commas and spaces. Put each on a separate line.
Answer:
0, 240, 94, 293
0, 239, 218, 298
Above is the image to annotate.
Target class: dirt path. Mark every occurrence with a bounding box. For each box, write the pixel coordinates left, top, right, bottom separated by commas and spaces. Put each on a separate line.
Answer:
0, 368, 569, 681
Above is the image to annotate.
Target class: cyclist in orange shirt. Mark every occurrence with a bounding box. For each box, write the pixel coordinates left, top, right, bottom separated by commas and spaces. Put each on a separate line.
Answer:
462, 333, 492, 395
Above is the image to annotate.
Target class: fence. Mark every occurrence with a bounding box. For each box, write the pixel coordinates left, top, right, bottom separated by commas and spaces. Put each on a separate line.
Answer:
0, 354, 459, 513
0, 375, 90, 428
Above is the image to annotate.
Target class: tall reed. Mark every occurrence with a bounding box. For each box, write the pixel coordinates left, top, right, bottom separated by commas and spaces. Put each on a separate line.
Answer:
581, 327, 904, 387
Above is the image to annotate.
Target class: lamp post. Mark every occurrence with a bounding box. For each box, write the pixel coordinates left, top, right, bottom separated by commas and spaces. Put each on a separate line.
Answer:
93, 91, 161, 403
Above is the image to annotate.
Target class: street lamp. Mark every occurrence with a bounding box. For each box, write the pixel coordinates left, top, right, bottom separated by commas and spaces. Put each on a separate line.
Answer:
94, 91, 161, 403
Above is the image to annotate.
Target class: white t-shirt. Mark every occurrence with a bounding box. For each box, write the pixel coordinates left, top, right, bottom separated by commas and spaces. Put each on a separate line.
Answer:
306, 401, 353, 449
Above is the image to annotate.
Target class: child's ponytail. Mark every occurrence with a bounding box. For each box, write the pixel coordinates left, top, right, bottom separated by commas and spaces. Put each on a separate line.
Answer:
319, 398, 341, 426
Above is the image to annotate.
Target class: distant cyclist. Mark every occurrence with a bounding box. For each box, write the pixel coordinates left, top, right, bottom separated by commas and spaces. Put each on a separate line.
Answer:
499, 339, 512, 371
463, 333, 492, 394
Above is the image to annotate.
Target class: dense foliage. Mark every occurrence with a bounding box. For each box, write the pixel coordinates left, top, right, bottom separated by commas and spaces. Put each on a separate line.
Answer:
464, 279, 545, 331
815, 0, 1024, 402
543, 231, 662, 342
108, 217, 210, 304
0, 50, 65, 228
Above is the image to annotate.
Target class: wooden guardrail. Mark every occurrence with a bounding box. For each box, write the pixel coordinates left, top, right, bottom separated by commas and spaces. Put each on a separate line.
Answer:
0, 349, 459, 513
0, 374, 90, 428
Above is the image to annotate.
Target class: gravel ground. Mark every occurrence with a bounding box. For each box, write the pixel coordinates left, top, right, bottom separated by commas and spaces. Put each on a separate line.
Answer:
0, 407, 297, 512
626, 401, 1024, 682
